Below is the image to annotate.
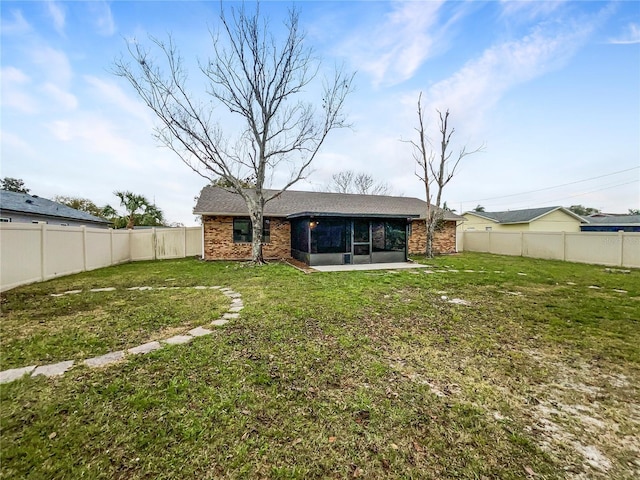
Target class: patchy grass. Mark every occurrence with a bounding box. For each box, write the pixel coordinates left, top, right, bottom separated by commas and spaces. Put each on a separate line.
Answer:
1, 254, 638, 479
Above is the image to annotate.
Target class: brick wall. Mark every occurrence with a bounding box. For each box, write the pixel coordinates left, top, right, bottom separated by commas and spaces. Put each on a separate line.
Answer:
202, 216, 291, 260
408, 219, 457, 255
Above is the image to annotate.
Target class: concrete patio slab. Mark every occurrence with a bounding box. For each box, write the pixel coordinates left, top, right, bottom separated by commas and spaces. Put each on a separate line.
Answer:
84, 351, 125, 368
312, 262, 430, 272
32, 360, 74, 378
128, 341, 162, 355
0, 365, 36, 384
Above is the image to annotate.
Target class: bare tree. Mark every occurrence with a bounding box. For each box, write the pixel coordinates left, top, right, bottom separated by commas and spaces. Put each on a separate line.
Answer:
329, 170, 391, 195
408, 92, 483, 257
113, 3, 354, 263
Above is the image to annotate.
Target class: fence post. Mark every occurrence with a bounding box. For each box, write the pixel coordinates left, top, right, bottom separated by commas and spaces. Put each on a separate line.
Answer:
40, 223, 47, 282
183, 227, 187, 258
520, 231, 524, 257
82, 226, 88, 272
110, 229, 114, 265
562, 231, 566, 261
153, 227, 157, 260
619, 231, 624, 267
128, 229, 133, 262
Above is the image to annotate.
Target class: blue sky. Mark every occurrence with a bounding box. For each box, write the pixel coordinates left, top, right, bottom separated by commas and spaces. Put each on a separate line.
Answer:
2, 0, 639, 225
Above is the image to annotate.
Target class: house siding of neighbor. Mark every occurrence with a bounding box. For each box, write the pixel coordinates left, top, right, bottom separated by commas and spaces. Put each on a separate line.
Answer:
580, 214, 640, 232
195, 187, 462, 265
462, 206, 584, 232
0, 191, 111, 228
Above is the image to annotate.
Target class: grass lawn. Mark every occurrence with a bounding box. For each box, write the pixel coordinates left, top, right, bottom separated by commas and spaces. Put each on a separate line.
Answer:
1, 253, 638, 479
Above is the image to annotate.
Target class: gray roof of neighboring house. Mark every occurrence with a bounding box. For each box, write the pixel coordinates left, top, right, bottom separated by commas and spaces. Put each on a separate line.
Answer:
463, 206, 585, 224
0, 191, 111, 225
585, 214, 640, 226
194, 186, 464, 221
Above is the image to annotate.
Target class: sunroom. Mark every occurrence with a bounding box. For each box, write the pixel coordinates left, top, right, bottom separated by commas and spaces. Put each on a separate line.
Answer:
289, 213, 417, 266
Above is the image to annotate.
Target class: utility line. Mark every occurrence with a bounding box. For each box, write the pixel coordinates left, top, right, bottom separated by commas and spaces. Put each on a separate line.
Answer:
459, 166, 639, 204
493, 179, 639, 210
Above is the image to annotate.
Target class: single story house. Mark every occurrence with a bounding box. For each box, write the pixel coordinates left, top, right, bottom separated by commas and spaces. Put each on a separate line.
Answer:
580, 214, 640, 232
462, 206, 585, 232
0, 191, 111, 228
194, 186, 464, 266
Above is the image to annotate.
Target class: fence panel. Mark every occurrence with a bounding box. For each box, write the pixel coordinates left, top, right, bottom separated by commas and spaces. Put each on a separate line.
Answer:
86, 228, 113, 270
45, 225, 84, 280
1, 225, 205, 291
523, 232, 564, 260
622, 234, 640, 268
0, 223, 43, 290
463, 231, 638, 268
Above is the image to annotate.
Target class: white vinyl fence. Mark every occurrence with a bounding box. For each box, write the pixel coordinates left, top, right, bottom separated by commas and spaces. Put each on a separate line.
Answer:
462, 231, 640, 269
0, 224, 202, 291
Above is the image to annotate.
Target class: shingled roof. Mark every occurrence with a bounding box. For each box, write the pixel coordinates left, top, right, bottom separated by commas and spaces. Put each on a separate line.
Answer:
464, 206, 585, 224
0, 191, 110, 225
194, 186, 464, 221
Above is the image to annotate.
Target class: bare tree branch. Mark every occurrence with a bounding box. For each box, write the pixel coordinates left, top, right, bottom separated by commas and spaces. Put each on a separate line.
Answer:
113, 3, 354, 263
407, 93, 484, 257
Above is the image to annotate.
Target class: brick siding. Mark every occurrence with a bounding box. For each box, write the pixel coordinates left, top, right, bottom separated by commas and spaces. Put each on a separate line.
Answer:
203, 216, 456, 260
203, 216, 290, 260
408, 219, 457, 255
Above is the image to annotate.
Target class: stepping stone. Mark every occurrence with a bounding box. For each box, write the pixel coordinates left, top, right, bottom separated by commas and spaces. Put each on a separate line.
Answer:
127, 287, 140, 290
423, 270, 434, 274
517, 273, 527, 276
32, 360, 74, 378
588, 285, 601, 289
50, 293, 65, 297
211, 319, 229, 326
613, 289, 628, 293
567, 282, 577, 285
227, 292, 242, 298
0, 365, 36, 384
139, 286, 153, 291
165, 278, 176, 281
64, 289, 82, 294
84, 351, 125, 368
169, 286, 181, 290
448, 298, 471, 306
209, 286, 222, 289
163, 335, 193, 345
228, 306, 244, 312
89, 287, 116, 292
194, 286, 208, 290
231, 299, 244, 306
464, 270, 475, 273
128, 341, 162, 355
188, 326, 213, 337
223, 313, 240, 319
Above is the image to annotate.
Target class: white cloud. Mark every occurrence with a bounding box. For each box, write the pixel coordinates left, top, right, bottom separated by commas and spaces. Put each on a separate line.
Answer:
0, 9, 31, 35
608, 23, 640, 45
28, 44, 73, 86
499, 0, 567, 21
423, 19, 599, 135
88, 1, 116, 36
46, 0, 65, 35
338, 1, 449, 87
41, 83, 78, 110
0, 66, 39, 114
83, 75, 152, 125
0, 130, 38, 157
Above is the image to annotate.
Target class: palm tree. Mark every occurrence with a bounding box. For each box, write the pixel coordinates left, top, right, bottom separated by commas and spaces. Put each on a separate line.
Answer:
114, 191, 149, 229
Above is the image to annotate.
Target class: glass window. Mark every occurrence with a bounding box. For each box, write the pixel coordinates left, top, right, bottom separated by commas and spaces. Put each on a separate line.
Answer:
311, 219, 347, 254
372, 220, 406, 252
291, 219, 309, 253
353, 220, 369, 243
233, 217, 270, 243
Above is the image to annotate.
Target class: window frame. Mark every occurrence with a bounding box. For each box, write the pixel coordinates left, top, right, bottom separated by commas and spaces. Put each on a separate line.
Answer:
232, 217, 271, 244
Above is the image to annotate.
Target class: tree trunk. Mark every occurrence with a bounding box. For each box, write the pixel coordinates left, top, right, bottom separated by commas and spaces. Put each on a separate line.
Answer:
249, 209, 265, 265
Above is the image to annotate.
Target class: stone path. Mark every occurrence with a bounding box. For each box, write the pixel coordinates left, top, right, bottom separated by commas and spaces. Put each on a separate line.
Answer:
0, 286, 243, 384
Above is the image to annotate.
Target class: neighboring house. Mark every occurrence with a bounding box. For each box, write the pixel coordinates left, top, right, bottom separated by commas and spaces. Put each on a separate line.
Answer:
580, 214, 640, 232
194, 186, 464, 266
0, 191, 111, 228
462, 206, 585, 232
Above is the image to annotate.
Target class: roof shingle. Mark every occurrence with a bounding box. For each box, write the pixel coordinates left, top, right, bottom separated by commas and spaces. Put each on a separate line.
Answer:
194, 186, 463, 221
0, 191, 110, 224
